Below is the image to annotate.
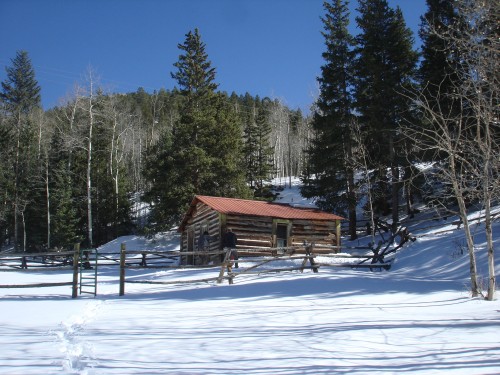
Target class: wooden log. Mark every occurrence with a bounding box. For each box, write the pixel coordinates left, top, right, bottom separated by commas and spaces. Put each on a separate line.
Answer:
234, 266, 320, 275
0, 250, 74, 258
72, 244, 80, 299
237, 238, 272, 247
2, 267, 57, 272
0, 282, 73, 288
217, 249, 230, 284
315, 262, 390, 268
119, 243, 126, 296
125, 276, 223, 285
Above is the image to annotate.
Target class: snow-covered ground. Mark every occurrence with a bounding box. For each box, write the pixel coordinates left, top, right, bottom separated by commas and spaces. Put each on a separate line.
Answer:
1, 181, 499, 374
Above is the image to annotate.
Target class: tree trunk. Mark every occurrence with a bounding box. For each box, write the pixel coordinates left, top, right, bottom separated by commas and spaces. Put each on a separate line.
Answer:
450, 161, 479, 297
390, 135, 399, 233
347, 168, 357, 240
13, 115, 21, 251
485, 196, 495, 301
86, 79, 94, 249
45, 156, 51, 249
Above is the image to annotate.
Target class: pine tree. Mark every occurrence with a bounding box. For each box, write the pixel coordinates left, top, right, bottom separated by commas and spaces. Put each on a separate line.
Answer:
418, 0, 462, 162
241, 96, 274, 198
254, 104, 275, 195
0, 50, 41, 250
419, 0, 460, 96
242, 96, 260, 190
354, 0, 418, 230
0, 121, 12, 246
51, 160, 80, 249
301, 0, 357, 238
171, 28, 218, 99
144, 29, 249, 230
0, 50, 41, 115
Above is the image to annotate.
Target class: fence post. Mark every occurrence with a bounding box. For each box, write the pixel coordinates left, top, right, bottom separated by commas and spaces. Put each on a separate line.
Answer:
217, 248, 232, 284
72, 243, 80, 298
308, 242, 318, 273
301, 242, 318, 273
119, 243, 126, 296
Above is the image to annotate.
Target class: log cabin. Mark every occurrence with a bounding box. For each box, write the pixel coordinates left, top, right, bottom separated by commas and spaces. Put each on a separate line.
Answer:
178, 195, 344, 264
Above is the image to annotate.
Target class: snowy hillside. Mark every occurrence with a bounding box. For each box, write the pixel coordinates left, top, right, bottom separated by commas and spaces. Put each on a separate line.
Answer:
1, 181, 499, 375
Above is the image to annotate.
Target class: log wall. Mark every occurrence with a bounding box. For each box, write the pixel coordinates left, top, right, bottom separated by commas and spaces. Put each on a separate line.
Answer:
180, 202, 221, 254
180, 202, 342, 261
225, 214, 274, 250
290, 219, 339, 246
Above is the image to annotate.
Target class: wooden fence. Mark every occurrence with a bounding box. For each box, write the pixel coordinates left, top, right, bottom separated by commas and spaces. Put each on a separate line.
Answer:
116, 237, 406, 295
0, 246, 81, 298
1, 226, 413, 298
118, 242, 320, 295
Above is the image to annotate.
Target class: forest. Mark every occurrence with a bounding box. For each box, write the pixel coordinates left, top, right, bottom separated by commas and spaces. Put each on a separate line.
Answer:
0, 0, 498, 298
0, 47, 310, 251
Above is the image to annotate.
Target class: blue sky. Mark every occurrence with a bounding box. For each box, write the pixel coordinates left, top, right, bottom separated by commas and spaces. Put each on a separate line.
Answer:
0, 0, 427, 112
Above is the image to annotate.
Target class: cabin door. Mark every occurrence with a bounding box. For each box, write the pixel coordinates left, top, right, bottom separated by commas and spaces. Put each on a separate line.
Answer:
274, 221, 291, 248
276, 224, 288, 247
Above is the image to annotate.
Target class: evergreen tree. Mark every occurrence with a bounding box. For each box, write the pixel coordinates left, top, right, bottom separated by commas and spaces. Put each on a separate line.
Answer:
171, 28, 218, 99
241, 96, 274, 198
354, 0, 418, 230
143, 130, 177, 230
144, 29, 249, 230
51, 161, 80, 248
0, 50, 41, 250
418, 0, 462, 160
0, 50, 41, 115
242, 96, 260, 189
253, 103, 275, 196
419, 0, 460, 99
301, 0, 357, 238
0, 121, 12, 246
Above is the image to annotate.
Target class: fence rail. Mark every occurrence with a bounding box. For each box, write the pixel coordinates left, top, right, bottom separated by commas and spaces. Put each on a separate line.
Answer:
0, 247, 81, 298
1, 230, 412, 297
116, 239, 402, 295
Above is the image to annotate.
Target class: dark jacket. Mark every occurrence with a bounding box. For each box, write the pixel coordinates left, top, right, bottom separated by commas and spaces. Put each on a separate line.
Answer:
198, 232, 211, 250
223, 231, 237, 248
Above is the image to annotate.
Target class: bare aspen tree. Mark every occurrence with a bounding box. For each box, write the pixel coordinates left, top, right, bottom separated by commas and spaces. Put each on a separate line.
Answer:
351, 118, 377, 244
269, 100, 307, 186
408, 0, 498, 298
59, 91, 81, 171
126, 112, 147, 224
32, 108, 54, 249
452, 0, 499, 300
44, 147, 50, 249
49, 92, 83, 249
409, 87, 481, 297
67, 67, 101, 249
129, 113, 146, 193
103, 96, 133, 234
85, 72, 95, 248
148, 90, 164, 147
269, 101, 287, 183
13, 111, 23, 250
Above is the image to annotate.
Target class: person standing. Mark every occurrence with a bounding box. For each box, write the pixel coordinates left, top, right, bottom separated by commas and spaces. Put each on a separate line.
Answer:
223, 227, 238, 268
197, 230, 212, 265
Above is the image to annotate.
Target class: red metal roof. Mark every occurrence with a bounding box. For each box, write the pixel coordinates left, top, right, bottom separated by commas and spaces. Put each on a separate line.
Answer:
179, 195, 344, 231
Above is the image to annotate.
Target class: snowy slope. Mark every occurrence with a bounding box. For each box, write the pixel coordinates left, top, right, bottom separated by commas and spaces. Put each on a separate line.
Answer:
0, 181, 499, 375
